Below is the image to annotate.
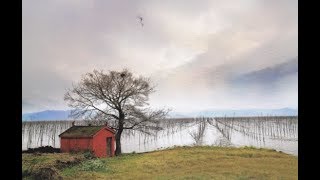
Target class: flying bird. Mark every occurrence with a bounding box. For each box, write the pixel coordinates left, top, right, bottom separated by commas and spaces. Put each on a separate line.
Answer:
137, 16, 144, 27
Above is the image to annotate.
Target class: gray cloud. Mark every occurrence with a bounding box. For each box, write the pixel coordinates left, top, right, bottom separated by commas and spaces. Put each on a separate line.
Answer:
231, 57, 297, 86
23, 0, 297, 113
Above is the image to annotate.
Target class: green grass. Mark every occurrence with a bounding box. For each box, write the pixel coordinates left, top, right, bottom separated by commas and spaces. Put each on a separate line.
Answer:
23, 146, 297, 180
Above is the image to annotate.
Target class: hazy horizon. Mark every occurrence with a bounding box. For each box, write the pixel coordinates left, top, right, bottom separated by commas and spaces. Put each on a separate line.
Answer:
23, 0, 297, 114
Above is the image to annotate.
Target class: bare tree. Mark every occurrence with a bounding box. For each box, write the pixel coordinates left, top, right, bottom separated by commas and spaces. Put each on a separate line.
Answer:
189, 119, 207, 146
64, 69, 168, 155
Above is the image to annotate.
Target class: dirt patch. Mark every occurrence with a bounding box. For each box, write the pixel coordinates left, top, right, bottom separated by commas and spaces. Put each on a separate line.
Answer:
55, 157, 83, 169
22, 146, 60, 153
32, 166, 63, 180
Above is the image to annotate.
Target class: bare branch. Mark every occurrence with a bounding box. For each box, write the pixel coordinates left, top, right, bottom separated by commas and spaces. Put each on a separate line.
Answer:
64, 68, 170, 155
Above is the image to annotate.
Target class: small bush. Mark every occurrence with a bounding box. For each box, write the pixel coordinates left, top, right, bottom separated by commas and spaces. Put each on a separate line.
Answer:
22, 146, 60, 154
80, 159, 106, 171
83, 150, 96, 159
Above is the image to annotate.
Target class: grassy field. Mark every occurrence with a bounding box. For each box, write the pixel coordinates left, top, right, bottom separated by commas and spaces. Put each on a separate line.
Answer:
22, 146, 297, 180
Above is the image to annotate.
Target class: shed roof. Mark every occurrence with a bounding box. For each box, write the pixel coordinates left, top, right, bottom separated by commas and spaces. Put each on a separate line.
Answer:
59, 126, 115, 138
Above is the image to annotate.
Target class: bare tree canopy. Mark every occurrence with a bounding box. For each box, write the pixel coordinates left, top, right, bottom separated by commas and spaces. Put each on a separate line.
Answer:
64, 69, 168, 155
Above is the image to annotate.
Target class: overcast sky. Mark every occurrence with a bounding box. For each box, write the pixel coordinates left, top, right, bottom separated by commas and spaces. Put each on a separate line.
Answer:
22, 0, 297, 113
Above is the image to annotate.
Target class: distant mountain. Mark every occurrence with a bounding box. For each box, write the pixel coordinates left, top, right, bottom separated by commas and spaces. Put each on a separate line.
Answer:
23, 108, 297, 121
167, 112, 188, 118
169, 108, 298, 118
22, 110, 73, 121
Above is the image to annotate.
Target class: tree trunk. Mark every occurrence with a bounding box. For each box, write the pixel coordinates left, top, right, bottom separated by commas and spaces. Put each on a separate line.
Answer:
115, 113, 124, 156
115, 129, 123, 156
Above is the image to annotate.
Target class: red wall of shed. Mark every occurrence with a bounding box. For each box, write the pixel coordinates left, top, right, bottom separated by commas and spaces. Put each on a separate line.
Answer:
60, 138, 93, 152
92, 128, 115, 157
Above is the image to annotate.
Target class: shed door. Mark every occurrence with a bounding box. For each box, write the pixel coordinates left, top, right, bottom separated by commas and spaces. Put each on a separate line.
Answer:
106, 137, 112, 156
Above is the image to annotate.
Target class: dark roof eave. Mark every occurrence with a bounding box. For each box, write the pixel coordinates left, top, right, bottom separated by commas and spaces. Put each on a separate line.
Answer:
104, 126, 116, 133
59, 125, 116, 138
60, 136, 93, 139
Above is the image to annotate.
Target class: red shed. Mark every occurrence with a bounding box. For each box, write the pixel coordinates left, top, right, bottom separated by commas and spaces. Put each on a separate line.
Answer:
59, 124, 115, 157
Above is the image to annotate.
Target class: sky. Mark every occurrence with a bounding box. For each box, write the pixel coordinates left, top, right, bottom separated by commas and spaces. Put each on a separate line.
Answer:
22, 0, 298, 114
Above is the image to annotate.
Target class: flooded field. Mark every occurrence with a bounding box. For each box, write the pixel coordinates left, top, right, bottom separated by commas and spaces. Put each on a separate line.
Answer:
22, 116, 298, 155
